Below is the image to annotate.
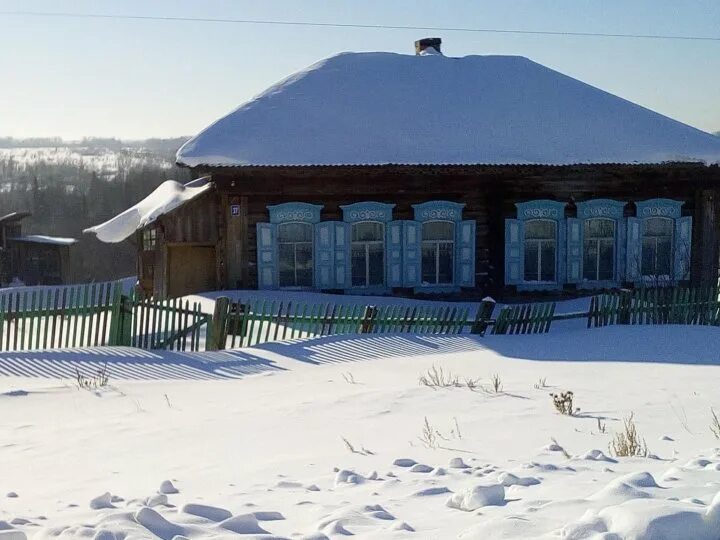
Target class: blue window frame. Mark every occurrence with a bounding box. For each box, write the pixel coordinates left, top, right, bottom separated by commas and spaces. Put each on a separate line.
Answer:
256, 202, 323, 290
505, 200, 566, 291
412, 201, 476, 292
257, 200, 476, 293
569, 199, 627, 289
340, 202, 395, 293
627, 199, 692, 284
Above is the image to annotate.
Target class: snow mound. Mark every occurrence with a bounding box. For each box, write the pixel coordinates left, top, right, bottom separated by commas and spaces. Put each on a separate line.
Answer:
176, 52, 720, 167
158, 480, 178, 494
446, 484, 505, 511
84, 178, 212, 243
180, 503, 232, 522
89, 493, 115, 510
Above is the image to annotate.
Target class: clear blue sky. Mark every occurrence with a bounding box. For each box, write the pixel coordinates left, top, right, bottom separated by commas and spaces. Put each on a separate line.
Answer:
1, 0, 718, 139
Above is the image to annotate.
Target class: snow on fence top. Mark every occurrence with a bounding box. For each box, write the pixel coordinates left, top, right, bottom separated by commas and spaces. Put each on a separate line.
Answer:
83, 177, 212, 243
176, 52, 720, 168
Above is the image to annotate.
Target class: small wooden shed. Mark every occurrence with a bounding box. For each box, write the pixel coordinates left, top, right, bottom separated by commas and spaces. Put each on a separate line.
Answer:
0, 212, 77, 286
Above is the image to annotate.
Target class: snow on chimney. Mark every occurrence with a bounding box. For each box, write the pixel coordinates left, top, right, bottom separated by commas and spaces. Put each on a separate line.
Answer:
415, 37, 442, 56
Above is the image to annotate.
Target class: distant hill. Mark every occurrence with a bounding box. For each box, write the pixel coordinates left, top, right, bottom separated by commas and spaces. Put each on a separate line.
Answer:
0, 136, 192, 283
0, 137, 189, 170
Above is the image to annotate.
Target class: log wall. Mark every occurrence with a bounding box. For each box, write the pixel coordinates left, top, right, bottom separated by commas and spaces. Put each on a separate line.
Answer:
172, 164, 720, 297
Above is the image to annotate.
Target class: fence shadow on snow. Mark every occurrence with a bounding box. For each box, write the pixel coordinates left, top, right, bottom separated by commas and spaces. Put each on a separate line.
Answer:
0, 347, 285, 381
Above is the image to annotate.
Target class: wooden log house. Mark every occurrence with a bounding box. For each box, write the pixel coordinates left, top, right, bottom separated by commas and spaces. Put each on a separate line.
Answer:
87, 39, 720, 299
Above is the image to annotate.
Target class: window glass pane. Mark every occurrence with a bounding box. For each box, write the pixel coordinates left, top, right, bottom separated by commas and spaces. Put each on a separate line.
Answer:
524, 241, 539, 281
352, 222, 383, 242
422, 221, 454, 241
279, 244, 295, 287
295, 244, 313, 287
438, 242, 454, 284
422, 245, 436, 284
656, 238, 672, 277
645, 217, 673, 237
583, 239, 598, 281
598, 239, 614, 280
278, 222, 313, 287
583, 219, 615, 281
525, 220, 556, 240
351, 245, 365, 287
278, 222, 312, 242
642, 218, 673, 277
368, 243, 384, 286
585, 218, 615, 238
540, 241, 556, 281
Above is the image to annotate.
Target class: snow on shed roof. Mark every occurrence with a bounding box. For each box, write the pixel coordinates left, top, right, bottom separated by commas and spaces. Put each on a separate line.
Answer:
176, 52, 720, 168
83, 177, 212, 243
0, 211, 31, 225
10, 235, 77, 246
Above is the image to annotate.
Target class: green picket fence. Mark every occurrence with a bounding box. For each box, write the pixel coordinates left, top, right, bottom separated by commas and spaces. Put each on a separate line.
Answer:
0, 281, 123, 351
492, 302, 556, 335
215, 299, 491, 349
125, 295, 210, 351
588, 286, 720, 328
0, 281, 210, 352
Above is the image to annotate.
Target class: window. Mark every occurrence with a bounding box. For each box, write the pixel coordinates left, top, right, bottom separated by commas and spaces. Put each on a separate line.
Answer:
641, 217, 673, 278
142, 228, 157, 251
351, 222, 385, 287
278, 222, 313, 287
523, 220, 556, 282
421, 221, 454, 285
583, 218, 615, 281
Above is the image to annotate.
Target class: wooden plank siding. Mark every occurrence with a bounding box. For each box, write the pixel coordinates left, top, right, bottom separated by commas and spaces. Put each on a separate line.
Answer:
139, 163, 720, 298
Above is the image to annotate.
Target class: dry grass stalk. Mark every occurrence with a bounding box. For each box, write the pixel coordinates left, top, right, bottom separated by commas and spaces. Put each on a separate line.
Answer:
609, 413, 648, 457
550, 391, 577, 416
490, 373, 503, 393
418, 417, 438, 449
419, 365, 460, 389
75, 363, 109, 390
711, 408, 720, 440
534, 377, 548, 389
551, 437, 571, 459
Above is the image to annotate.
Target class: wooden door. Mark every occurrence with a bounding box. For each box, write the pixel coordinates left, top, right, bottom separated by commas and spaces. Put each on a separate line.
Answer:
167, 245, 217, 298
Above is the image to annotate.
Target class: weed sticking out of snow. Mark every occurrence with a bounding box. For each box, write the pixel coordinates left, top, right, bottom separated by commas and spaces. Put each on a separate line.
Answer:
341, 372, 358, 384
75, 364, 109, 390
418, 364, 459, 389
488, 373, 503, 394
550, 390, 578, 416
711, 407, 720, 440
340, 437, 373, 456
550, 438, 572, 460
610, 413, 649, 458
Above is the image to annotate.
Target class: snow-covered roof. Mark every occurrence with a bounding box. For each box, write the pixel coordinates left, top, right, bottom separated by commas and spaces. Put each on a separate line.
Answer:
0, 211, 31, 225
176, 52, 720, 167
10, 235, 77, 246
83, 177, 212, 243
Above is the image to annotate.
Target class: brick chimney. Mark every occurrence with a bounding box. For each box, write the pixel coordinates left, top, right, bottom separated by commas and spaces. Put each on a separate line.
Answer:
414, 37, 442, 55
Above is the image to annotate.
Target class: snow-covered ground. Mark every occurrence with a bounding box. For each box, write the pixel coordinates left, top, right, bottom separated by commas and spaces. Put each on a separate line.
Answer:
1, 323, 720, 539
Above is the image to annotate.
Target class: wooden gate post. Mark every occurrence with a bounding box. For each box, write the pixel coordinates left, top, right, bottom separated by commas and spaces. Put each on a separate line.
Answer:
208, 296, 231, 351
109, 294, 133, 347
471, 298, 496, 335
360, 305, 378, 334
617, 289, 632, 325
